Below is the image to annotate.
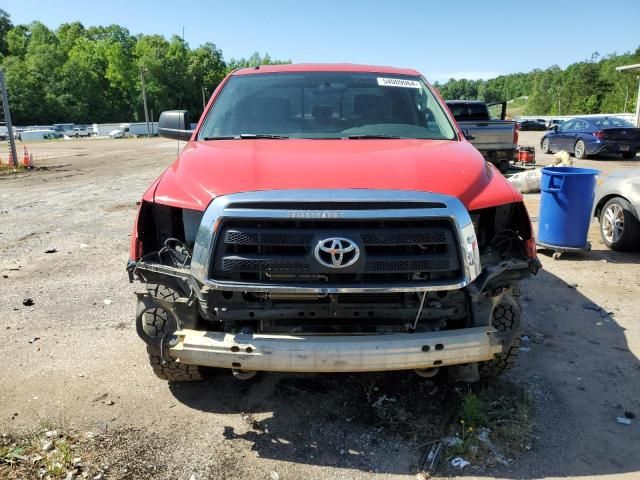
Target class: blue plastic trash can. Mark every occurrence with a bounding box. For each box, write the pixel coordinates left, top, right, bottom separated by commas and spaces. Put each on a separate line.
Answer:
538, 166, 600, 248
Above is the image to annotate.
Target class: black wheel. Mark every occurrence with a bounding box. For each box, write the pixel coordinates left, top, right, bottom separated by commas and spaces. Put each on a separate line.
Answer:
599, 197, 640, 251
574, 139, 587, 159
144, 284, 203, 382
541, 137, 551, 154
479, 302, 521, 378
622, 151, 636, 160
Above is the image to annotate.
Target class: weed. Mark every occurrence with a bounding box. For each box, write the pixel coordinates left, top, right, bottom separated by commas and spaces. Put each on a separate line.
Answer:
0, 164, 28, 175
460, 392, 487, 428
0, 443, 27, 465
44, 439, 73, 478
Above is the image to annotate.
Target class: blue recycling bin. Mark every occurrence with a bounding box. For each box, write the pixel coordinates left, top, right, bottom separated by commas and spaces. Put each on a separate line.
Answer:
538, 166, 600, 249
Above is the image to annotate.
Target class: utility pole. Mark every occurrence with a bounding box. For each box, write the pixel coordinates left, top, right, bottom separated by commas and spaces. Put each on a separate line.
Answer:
139, 65, 151, 137
0, 70, 18, 167
624, 84, 629, 112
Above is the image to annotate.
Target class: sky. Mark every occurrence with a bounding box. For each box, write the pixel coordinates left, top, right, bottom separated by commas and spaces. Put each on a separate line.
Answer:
5, 0, 640, 82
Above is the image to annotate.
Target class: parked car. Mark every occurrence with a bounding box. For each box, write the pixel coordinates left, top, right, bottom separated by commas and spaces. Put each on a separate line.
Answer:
128, 63, 540, 383
546, 119, 565, 129
109, 127, 130, 139
517, 120, 547, 131
593, 169, 640, 250
541, 116, 640, 159
446, 100, 517, 173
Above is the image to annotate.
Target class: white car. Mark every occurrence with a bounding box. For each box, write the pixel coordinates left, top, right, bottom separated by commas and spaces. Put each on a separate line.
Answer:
108, 129, 126, 138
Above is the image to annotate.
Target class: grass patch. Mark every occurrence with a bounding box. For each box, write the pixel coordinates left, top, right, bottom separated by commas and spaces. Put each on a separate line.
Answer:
0, 442, 29, 465
1, 426, 173, 479
0, 164, 29, 176
44, 439, 73, 477
440, 382, 534, 472
461, 392, 487, 428
506, 97, 528, 119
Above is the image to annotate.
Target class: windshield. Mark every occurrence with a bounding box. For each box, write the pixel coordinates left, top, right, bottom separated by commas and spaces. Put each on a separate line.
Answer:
198, 72, 456, 140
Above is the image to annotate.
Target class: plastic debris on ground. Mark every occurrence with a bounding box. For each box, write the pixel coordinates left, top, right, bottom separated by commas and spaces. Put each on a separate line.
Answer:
507, 150, 573, 193
616, 416, 632, 425
442, 436, 463, 447
422, 441, 442, 472
451, 457, 470, 469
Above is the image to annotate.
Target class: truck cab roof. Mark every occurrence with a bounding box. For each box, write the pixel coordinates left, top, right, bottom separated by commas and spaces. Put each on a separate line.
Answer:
232, 63, 421, 77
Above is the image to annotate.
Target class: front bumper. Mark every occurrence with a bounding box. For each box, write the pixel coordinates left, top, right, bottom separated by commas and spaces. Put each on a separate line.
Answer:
168, 326, 502, 373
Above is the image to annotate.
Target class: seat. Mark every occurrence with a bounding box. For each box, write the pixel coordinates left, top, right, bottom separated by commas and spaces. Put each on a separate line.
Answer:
241, 97, 294, 134
353, 94, 392, 123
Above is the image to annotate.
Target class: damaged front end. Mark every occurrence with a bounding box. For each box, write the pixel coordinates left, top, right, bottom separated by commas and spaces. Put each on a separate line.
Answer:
127, 190, 539, 379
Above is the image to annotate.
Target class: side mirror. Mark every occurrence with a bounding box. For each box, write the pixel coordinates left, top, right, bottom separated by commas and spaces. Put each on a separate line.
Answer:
462, 129, 475, 141
552, 125, 558, 132
158, 110, 193, 141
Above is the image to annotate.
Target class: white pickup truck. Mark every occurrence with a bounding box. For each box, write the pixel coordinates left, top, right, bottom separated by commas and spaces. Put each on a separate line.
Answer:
446, 100, 517, 173
65, 127, 92, 138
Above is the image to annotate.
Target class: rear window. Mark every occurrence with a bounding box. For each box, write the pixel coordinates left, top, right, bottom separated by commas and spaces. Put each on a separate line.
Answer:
592, 117, 634, 128
446, 102, 489, 122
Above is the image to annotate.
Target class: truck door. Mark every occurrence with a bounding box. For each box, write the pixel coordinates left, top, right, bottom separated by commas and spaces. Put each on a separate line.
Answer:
486, 101, 507, 120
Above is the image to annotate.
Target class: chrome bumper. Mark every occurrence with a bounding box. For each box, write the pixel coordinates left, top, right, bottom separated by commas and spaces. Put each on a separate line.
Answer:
169, 327, 501, 373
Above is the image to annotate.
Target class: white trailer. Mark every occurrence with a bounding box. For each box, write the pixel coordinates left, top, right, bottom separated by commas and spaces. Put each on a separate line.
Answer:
20, 129, 60, 141
92, 122, 158, 137
92, 123, 122, 137
119, 122, 159, 136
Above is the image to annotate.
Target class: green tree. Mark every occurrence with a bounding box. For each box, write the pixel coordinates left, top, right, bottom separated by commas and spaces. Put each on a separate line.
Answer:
0, 8, 12, 56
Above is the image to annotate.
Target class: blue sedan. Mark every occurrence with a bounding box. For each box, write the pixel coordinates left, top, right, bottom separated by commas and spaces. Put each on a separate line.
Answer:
540, 116, 640, 159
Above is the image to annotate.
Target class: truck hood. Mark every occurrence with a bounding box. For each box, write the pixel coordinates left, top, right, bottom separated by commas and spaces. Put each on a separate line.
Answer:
152, 139, 519, 211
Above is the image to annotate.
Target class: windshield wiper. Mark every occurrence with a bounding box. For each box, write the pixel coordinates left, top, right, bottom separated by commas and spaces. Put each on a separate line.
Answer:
238, 133, 289, 139
346, 134, 401, 139
202, 134, 290, 141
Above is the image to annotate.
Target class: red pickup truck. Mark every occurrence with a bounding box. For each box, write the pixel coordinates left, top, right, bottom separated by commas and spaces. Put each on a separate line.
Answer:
128, 64, 539, 382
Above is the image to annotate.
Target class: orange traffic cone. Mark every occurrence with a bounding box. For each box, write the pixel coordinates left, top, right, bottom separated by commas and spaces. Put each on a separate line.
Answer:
22, 146, 30, 167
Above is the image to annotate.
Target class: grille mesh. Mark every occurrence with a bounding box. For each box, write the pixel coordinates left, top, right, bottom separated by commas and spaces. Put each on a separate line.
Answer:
225, 230, 313, 246
361, 231, 447, 245
213, 218, 461, 283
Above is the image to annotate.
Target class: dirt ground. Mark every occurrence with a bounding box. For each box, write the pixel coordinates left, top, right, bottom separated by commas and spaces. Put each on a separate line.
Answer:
1, 133, 639, 479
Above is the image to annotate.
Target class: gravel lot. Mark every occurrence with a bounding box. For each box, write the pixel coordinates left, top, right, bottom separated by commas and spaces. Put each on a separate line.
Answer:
1, 133, 639, 479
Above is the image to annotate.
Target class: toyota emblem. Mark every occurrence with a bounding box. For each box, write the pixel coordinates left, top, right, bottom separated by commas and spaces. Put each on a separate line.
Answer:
314, 237, 360, 268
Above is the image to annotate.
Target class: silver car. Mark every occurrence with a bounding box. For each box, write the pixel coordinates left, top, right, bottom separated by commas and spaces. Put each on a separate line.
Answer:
593, 169, 640, 251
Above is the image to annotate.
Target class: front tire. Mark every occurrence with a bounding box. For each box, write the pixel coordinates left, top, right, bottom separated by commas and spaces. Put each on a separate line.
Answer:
479, 301, 521, 378
541, 137, 551, 154
574, 140, 587, 159
599, 197, 640, 251
144, 284, 204, 382
622, 151, 636, 160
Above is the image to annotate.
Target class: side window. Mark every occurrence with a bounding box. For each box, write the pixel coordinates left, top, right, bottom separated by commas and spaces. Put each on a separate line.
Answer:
574, 120, 588, 131
559, 119, 575, 131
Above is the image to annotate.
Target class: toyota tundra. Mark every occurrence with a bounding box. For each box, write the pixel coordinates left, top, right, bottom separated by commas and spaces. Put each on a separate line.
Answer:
127, 64, 539, 382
